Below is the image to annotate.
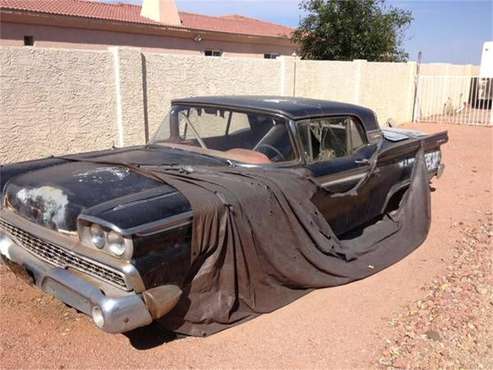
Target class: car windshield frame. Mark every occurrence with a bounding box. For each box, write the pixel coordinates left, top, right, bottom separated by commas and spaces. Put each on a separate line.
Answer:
150, 104, 302, 167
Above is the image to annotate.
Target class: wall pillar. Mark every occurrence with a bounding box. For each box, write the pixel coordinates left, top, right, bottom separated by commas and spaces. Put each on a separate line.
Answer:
352, 59, 367, 104
279, 56, 297, 96
109, 47, 147, 146
406, 61, 418, 122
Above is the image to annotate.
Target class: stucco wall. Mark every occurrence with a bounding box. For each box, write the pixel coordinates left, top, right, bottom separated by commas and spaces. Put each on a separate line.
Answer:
359, 61, 416, 124
294, 60, 416, 124
0, 47, 116, 163
295, 60, 359, 104
143, 52, 282, 136
0, 45, 480, 164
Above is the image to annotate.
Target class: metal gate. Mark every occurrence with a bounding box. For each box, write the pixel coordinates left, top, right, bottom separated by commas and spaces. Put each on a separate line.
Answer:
413, 75, 493, 126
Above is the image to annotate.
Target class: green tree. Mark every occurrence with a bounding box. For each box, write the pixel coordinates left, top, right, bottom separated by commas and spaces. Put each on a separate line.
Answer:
293, 0, 413, 61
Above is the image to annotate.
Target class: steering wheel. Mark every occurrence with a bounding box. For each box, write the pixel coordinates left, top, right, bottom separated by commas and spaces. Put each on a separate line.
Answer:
254, 143, 286, 161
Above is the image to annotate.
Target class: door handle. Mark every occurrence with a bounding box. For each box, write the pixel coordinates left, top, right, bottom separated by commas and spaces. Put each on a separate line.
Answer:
354, 158, 370, 165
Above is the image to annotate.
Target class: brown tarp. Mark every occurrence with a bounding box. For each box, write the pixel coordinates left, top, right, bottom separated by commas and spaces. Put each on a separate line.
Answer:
136, 146, 432, 336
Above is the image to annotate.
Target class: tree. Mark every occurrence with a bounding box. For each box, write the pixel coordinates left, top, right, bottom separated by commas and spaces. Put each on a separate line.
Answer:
293, 0, 413, 62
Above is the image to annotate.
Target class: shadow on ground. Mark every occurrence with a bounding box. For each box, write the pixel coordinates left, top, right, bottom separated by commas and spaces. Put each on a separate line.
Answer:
124, 322, 181, 350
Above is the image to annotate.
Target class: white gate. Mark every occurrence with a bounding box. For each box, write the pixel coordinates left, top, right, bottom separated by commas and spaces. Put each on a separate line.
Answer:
413, 75, 493, 126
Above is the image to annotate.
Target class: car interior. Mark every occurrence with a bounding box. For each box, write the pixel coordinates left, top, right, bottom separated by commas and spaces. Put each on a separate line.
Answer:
300, 117, 367, 162
168, 107, 296, 164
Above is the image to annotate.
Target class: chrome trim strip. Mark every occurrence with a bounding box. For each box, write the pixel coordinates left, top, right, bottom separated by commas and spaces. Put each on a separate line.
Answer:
319, 172, 366, 188
76, 215, 126, 235
78, 211, 194, 237
315, 164, 369, 188
126, 211, 193, 236
135, 219, 193, 237
111, 191, 180, 211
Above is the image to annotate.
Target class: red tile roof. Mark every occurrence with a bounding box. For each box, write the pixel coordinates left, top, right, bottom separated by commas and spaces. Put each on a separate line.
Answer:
0, 0, 293, 38
179, 12, 292, 38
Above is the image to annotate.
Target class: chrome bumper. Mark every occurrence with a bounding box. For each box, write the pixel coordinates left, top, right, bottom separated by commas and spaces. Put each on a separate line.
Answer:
0, 233, 153, 333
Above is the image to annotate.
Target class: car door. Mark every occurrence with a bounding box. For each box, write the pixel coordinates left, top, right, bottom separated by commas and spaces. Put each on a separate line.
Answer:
298, 116, 379, 236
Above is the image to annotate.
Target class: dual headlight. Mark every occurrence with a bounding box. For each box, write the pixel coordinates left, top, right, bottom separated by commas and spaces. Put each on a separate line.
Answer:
79, 223, 133, 259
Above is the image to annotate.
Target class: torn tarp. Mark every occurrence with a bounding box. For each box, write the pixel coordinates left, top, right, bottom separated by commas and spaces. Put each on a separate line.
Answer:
135, 147, 431, 337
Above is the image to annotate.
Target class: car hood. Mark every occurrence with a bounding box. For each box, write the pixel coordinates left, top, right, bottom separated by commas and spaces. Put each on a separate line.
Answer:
2, 146, 225, 233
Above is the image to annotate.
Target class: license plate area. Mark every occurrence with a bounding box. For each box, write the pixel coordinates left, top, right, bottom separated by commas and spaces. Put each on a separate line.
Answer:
425, 150, 441, 171
41, 278, 92, 315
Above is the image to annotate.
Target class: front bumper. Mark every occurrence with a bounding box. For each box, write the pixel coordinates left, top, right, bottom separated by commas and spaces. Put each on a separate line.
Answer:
0, 233, 153, 333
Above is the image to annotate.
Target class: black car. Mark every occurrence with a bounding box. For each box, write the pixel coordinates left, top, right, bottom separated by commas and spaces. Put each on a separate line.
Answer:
0, 96, 447, 334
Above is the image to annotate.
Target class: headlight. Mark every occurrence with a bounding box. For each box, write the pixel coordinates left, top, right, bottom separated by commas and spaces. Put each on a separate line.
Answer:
79, 221, 133, 259
107, 231, 126, 257
90, 224, 106, 249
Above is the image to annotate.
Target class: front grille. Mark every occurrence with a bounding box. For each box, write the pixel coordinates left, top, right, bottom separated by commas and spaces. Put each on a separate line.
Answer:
0, 219, 128, 290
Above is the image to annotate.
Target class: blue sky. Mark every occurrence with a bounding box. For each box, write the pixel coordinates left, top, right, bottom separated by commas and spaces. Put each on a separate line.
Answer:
111, 0, 492, 64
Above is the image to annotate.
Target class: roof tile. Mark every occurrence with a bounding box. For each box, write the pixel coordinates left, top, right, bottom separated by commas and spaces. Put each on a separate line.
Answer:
0, 0, 293, 38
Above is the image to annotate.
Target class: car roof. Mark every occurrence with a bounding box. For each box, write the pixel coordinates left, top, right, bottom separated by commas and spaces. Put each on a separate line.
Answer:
171, 95, 379, 131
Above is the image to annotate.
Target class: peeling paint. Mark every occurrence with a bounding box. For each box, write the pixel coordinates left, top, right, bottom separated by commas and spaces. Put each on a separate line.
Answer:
16, 186, 69, 230
75, 167, 130, 184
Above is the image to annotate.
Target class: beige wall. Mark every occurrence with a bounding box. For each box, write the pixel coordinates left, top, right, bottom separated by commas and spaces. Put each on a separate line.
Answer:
359, 61, 416, 125
294, 59, 416, 124
0, 47, 116, 163
0, 22, 296, 58
143, 52, 282, 135
295, 60, 359, 104
0, 45, 480, 164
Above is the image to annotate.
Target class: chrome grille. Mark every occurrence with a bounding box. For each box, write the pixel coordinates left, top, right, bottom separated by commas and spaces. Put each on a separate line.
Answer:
0, 219, 128, 290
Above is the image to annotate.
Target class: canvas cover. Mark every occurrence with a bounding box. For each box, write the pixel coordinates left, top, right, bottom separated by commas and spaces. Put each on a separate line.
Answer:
54, 144, 430, 336
133, 146, 432, 336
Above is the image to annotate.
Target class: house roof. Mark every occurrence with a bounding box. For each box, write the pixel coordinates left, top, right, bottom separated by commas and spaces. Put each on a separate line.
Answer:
0, 0, 293, 38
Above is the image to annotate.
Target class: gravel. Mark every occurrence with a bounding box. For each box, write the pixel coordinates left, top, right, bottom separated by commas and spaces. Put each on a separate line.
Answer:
378, 214, 493, 369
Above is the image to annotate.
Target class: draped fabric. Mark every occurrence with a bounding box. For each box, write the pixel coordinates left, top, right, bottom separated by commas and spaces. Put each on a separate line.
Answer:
141, 147, 431, 336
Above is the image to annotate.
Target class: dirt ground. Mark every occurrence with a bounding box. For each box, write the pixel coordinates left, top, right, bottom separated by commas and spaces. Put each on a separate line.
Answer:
0, 123, 492, 369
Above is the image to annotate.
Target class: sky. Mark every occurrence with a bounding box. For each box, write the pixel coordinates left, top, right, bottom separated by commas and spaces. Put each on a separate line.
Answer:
110, 0, 492, 65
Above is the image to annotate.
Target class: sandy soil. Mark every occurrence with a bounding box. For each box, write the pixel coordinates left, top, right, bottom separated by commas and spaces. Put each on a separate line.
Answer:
0, 123, 492, 369
378, 214, 493, 369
